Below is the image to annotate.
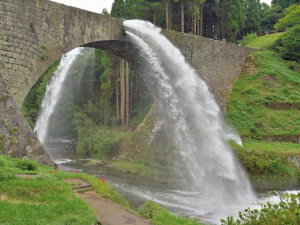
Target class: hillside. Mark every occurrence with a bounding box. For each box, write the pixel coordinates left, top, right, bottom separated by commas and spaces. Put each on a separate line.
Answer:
227, 33, 300, 141
226, 33, 300, 188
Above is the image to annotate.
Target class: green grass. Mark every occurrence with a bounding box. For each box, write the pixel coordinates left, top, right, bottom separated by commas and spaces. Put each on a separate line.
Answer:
226, 48, 300, 139
109, 161, 164, 177
0, 155, 204, 225
231, 139, 300, 155
246, 33, 285, 49
0, 157, 96, 225
226, 32, 300, 180
138, 201, 202, 225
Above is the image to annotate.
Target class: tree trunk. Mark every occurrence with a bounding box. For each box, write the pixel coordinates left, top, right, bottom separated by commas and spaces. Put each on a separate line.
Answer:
116, 62, 120, 118
200, 3, 203, 36
125, 62, 130, 131
120, 59, 125, 130
166, 1, 169, 30
197, 3, 200, 36
136, 74, 140, 109
193, 14, 196, 34
169, 1, 172, 30
181, 0, 184, 33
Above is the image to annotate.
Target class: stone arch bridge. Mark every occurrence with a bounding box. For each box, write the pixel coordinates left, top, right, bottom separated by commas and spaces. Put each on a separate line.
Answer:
0, 0, 251, 166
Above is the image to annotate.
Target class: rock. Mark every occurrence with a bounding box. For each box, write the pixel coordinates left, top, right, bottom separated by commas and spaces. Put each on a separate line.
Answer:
87, 159, 105, 166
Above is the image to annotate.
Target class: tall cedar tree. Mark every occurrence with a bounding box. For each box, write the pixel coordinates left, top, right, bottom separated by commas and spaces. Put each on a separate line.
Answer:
242, 0, 262, 35
215, 0, 246, 42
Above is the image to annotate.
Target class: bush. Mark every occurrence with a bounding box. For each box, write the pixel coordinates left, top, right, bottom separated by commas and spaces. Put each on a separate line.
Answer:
238, 33, 257, 46
16, 159, 38, 171
75, 113, 129, 159
272, 25, 300, 62
221, 193, 300, 225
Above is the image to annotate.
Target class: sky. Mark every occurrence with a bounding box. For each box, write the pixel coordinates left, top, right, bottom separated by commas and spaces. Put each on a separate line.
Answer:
51, 0, 273, 15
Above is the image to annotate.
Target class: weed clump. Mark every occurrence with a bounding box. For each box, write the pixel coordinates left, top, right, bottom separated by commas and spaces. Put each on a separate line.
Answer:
16, 159, 38, 171
0, 156, 7, 167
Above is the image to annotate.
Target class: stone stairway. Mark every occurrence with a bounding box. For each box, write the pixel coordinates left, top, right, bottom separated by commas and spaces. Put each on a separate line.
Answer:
64, 178, 92, 193
64, 178, 151, 225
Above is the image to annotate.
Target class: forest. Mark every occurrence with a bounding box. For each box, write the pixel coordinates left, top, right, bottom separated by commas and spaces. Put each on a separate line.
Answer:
105, 0, 300, 42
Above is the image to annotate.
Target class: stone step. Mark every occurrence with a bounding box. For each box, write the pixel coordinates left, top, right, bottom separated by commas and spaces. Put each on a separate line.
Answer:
71, 184, 91, 190
76, 187, 93, 193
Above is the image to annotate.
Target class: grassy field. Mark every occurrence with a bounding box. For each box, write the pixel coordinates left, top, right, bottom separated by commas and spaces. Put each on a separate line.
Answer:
0, 155, 202, 225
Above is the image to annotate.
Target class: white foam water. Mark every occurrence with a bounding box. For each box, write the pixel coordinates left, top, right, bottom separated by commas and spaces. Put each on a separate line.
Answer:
123, 20, 256, 223
34, 48, 81, 144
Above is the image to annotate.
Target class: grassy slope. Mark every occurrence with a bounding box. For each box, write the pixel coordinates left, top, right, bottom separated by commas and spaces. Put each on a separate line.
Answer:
246, 33, 285, 49
227, 33, 300, 139
0, 155, 201, 225
226, 33, 300, 183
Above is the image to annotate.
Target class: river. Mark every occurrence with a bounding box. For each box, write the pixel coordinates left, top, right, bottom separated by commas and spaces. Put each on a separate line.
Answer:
43, 137, 298, 224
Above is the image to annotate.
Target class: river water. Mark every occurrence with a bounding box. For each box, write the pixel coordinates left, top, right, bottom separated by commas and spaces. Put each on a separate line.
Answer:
44, 137, 298, 224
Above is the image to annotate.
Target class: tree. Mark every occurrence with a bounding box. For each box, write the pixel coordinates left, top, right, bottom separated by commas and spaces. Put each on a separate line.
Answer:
202, 0, 218, 38
274, 4, 300, 30
215, 0, 246, 42
111, 0, 126, 18
242, 0, 262, 35
174, 0, 186, 32
261, 5, 284, 32
273, 25, 300, 61
101, 8, 110, 15
271, 0, 300, 9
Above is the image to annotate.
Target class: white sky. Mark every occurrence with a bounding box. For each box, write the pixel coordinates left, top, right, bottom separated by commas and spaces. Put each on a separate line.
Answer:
51, 0, 272, 15
50, 0, 114, 14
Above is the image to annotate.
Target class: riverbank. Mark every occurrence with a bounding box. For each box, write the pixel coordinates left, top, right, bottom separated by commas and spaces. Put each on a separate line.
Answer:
0, 154, 203, 225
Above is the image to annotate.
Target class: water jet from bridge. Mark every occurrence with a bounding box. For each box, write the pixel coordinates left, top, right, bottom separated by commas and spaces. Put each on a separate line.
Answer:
124, 20, 256, 223
34, 48, 81, 144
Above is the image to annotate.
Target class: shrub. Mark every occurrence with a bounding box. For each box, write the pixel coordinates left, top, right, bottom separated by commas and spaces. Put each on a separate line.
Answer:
272, 25, 300, 62
41, 53, 50, 60
221, 193, 300, 225
238, 33, 257, 46
138, 201, 158, 220
16, 159, 38, 171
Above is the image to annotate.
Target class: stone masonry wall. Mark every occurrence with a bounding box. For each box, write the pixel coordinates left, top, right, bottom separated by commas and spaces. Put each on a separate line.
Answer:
163, 30, 251, 112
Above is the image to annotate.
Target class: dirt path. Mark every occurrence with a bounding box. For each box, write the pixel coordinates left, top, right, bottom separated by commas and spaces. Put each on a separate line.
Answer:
64, 178, 151, 225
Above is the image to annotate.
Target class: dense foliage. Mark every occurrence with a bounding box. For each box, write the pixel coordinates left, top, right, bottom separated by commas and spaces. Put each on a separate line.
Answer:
221, 193, 300, 225
74, 113, 129, 159
274, 4, 300, 29
109, 0, 263, 42
271, 0, 300, 9
272, 25, 300, 61
108, 0, 300, 41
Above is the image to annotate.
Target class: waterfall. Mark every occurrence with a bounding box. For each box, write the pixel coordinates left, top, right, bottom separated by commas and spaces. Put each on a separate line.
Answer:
34, 48, 81, 144
123, 20, 256, 223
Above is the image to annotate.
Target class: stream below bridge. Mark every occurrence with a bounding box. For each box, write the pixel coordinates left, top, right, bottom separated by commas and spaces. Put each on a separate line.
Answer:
43, 137, 300, 224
